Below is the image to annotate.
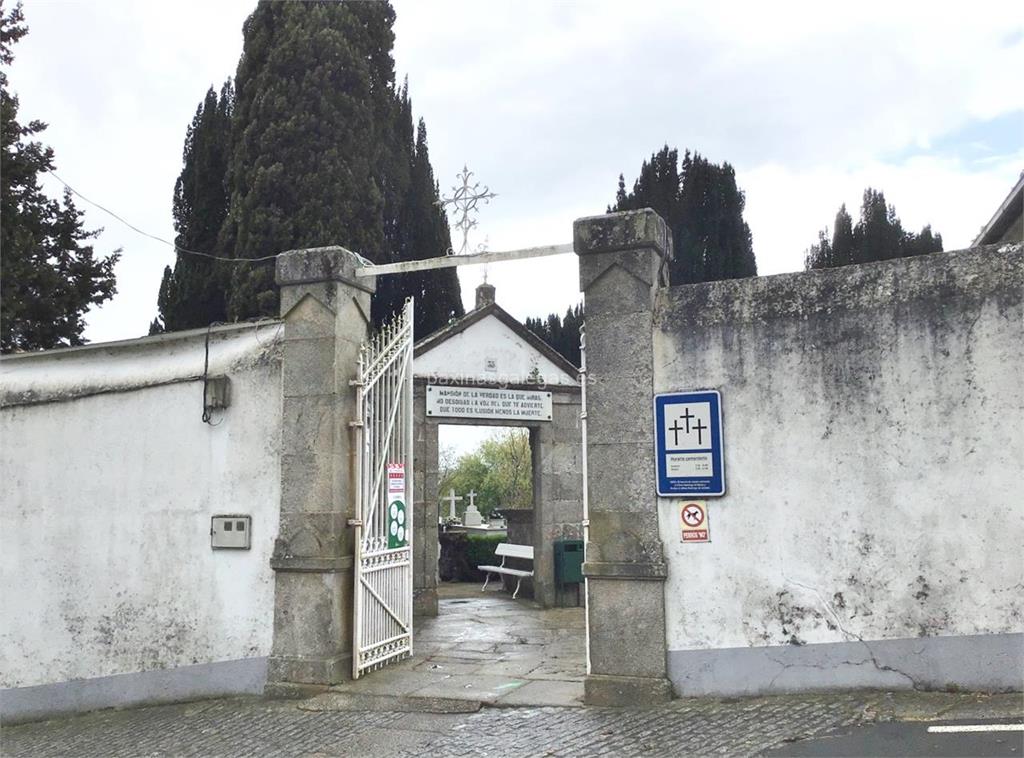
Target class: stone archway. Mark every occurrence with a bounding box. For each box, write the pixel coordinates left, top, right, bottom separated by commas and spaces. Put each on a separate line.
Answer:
412, 384, 583, 614
408, 285, 584, 616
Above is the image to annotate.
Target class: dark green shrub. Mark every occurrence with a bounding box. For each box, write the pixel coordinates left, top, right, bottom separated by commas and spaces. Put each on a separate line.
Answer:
465, 533, 506, 573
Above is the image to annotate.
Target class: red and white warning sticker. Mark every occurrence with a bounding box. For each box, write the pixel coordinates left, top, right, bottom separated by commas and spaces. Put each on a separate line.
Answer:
680, 500, 709, 543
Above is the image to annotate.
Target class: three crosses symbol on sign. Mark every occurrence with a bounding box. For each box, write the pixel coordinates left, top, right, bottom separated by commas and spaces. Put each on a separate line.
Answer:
669, 407, 708, 446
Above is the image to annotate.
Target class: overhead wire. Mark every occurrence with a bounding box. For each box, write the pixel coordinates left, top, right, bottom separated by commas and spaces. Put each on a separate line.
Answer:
46, 170, 280, 263
45, 173, 294, 424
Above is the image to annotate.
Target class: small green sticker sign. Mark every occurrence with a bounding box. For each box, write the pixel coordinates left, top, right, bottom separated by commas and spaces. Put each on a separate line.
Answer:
387, 464, 408, 548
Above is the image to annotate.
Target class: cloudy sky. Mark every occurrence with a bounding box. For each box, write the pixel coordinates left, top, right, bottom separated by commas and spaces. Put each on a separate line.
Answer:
9, 0, 1023, 346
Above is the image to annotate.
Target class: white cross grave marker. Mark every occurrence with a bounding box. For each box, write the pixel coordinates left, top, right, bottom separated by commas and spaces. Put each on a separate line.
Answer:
443, 488, 463, 520
463, 488, 484, 527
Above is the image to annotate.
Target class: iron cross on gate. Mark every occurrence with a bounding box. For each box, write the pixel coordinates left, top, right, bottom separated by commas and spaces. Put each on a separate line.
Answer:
437, 166, 497, 255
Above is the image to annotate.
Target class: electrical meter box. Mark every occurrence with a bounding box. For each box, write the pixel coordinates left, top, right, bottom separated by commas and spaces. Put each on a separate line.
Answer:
211, 515, 251, 550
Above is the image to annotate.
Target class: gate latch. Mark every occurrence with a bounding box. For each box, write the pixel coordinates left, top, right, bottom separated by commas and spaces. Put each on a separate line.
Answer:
347, 519, 363, 527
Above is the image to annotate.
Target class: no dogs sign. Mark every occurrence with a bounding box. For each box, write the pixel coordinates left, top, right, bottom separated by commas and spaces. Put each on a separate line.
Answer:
680, 500, 710, 543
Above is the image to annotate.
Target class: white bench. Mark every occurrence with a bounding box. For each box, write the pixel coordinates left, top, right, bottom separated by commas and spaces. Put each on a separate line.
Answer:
479, 543, 534, 599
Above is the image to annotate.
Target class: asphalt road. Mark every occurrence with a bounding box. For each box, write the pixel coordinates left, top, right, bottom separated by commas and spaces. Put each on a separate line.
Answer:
764, 719, 1023, 757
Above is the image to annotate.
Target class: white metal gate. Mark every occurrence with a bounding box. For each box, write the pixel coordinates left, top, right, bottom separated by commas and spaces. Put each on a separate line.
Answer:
352, 298, 414, 678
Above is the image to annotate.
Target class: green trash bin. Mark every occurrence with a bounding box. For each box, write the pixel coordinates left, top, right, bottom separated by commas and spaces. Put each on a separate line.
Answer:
554, 539, 584, 585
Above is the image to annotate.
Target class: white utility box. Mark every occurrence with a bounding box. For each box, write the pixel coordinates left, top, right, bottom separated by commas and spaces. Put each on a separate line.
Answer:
211, 515, 251, 550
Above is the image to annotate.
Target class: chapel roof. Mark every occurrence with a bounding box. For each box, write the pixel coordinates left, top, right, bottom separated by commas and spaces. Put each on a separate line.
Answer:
413, 283, 579, 386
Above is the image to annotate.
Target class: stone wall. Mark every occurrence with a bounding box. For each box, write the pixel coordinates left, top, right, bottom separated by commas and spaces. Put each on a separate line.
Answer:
574, 209, 675, 705
267, 246, 375, 690
575, 208, 1023, 704
411, 381, 441, 616
0, 245, 380, 719
0, 324, 284, 722
653, 242, 1024, 696
531, 391, 585, 607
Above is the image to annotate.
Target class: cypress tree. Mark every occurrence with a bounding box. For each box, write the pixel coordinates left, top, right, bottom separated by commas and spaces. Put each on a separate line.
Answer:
153, 82, 233, 332
832, 204, 855, 266
804, 229, 834, 271
805, 204, 854, 270
210, 1, 462, 332
404, 118, 463, 337
611, 146, 757, 284
371, 95, 463, 336
525, 303, 584, 367
560, 303, 583, 367
221, 1, 394, 319
856, 188, 905, 263
805, 189, 943, 270
370, 77, 414, 329
1, 2, 119, 352
905, 224, 942, 258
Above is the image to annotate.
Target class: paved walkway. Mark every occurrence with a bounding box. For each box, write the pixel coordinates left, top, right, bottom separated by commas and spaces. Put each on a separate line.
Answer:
321, 582, 586, 709
5, 691, 1020, 757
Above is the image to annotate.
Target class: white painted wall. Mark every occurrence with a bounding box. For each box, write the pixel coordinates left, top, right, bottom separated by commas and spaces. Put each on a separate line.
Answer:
653, 249, 1024, 653
0, 324, 282, 689
415, 314, 577, 387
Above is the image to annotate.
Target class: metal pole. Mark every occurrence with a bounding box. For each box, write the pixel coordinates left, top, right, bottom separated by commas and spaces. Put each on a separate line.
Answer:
354, 242, 574, 278
579, 321, 592, 676
352, 345, 366, 680
405, 299, 415, 653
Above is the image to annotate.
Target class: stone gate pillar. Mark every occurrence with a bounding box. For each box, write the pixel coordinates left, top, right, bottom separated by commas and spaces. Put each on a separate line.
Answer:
266, 246, 375, 691
412, 384, 440, 617
574, 209, 673, 705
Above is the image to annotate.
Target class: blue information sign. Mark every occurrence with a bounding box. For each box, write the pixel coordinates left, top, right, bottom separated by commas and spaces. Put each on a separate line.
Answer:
654, 390, 725, 497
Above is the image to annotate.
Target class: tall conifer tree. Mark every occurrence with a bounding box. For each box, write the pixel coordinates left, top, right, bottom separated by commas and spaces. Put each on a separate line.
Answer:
152, 82, 233, 332
525, 303, 584, 368
201, 0, 462, 332
221, 1, 393, 319
369, 91, 463, 335
804, 188, 943, 269
1, 2, 119, 352
611, 146, 757, 284
399, 119, 464, 337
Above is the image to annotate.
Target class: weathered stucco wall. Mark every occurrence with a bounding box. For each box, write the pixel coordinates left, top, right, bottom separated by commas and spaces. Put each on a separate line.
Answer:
0, 324, 283, 721
653, 244, 1024, 695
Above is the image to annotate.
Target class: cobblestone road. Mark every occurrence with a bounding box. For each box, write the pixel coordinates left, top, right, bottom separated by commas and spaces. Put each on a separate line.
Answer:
4, 691, 1020, 757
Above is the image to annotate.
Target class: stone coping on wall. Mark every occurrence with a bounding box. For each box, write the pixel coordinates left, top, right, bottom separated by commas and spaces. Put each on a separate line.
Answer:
0, 321, 283, 407
657, 243, 1022, 328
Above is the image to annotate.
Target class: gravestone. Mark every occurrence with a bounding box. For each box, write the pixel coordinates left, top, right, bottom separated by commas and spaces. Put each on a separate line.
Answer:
442, 488, 463, 523
463, 504, 483, 527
